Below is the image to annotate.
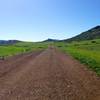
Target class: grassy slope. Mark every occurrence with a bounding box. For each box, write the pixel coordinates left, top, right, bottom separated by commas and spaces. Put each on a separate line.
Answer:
0, 42, 48, 57
55, 39, 100, 76
64, 26, 100, 42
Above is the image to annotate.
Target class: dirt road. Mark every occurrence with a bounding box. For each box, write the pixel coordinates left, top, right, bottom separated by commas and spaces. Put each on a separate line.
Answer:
0, 47, 100, 100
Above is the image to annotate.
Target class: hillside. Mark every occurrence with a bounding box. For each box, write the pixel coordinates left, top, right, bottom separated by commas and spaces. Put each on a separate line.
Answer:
43, 38, 60, 42
0, 40, 20, 45
64, 26, 100, 42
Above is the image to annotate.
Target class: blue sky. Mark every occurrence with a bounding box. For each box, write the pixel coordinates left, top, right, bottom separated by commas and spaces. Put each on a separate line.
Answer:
0, 0, 100, 42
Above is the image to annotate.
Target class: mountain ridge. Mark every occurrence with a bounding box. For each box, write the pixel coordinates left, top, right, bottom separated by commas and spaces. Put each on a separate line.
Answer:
0, 40, 20, 45
43, 38, 60, 42
63, 25, 100, 42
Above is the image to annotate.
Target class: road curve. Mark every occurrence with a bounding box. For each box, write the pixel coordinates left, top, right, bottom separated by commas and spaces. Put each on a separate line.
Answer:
0, 47, 100, 100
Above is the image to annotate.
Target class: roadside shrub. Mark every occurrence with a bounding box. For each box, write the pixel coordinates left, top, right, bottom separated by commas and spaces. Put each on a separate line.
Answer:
91, 40, 96, 43
38, 47, 43, 48
58, 46, 62, 47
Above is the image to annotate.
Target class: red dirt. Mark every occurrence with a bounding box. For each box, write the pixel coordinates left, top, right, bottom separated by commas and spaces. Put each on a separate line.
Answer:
0, 47, 100, 100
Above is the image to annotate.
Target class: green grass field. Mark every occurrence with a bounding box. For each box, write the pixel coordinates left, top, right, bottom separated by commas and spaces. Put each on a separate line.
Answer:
0, 42, 48, 57
55, 39, 100, 76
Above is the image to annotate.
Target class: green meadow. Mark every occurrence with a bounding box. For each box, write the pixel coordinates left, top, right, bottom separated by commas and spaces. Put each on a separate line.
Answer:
0, 42, 48, 57
55, 39, 100, 76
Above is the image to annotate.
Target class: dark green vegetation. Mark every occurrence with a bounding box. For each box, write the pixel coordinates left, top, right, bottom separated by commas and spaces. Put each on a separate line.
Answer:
0, 42, 48, 57
55, 39, 100, 76
64, 26, 100, 42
